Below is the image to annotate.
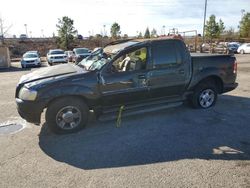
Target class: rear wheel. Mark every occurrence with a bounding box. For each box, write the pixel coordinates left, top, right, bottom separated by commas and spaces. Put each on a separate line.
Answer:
46, 97, 89, 134
190, 81, 218, 109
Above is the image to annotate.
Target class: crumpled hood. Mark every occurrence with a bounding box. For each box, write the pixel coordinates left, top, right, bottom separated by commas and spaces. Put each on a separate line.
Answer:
19, 64, 83, 84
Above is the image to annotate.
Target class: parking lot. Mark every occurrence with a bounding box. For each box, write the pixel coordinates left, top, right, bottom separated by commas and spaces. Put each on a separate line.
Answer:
0, 54, 250, 187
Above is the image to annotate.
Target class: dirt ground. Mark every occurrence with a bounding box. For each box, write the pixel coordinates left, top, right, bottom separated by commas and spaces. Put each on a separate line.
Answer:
0, 54, 250, 188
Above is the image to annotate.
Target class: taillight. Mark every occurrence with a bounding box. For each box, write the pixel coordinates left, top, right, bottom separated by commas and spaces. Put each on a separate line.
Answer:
233, 60, 237, 74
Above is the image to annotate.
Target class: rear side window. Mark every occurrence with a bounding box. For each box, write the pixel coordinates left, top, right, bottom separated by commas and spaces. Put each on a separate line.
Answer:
152, 41, 180, 68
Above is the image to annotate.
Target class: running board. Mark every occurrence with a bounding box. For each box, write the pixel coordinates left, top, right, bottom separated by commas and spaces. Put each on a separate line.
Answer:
99, 101, 183, 121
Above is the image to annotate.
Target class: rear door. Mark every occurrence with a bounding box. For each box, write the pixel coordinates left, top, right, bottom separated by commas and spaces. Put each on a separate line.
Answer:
147, 40, 191, 99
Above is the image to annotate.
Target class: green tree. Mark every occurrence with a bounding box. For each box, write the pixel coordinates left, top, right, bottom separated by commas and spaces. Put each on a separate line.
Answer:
138, 32, 142, 39
56, 16, 77, 49
151, 28, 157, 38
239, 12, 250, 37
218, 19, 225, 34
144, 27, 150, 38
205, 15, 224, 40
110, 22, 121, 39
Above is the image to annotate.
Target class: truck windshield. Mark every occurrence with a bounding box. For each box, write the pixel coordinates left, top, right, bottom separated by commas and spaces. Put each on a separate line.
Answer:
77, 48, 111, 71
75, 48, 89, 54
88, 58, 108, 71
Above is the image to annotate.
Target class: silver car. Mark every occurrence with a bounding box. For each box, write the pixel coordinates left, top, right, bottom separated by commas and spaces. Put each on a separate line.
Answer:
21, 52, 41, 68
237, 43, 250, 54
47, 49, 68, 65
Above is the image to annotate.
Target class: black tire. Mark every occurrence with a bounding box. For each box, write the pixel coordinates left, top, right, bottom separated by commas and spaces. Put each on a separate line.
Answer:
190, 81, 218, 109
240, 50, 245, 54
46, 97, 89, 134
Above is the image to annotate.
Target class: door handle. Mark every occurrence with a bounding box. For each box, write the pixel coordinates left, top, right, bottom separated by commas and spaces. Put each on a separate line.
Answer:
138, 74, 146, 79
178, 69, 185, 74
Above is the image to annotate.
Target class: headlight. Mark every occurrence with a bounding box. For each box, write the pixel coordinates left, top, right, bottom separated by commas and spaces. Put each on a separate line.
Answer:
19, 87, 37, 101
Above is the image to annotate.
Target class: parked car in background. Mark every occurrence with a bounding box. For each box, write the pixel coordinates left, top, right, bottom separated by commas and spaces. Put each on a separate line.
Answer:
47, 49, 68, 66
237, 43, 250, 54
72, 48, 91, 63
26, 51, 40, 57
19, 34, 27, 39
227, 43, 239, 53
65, 51, 74, 62
201, 43, 210, 52
21, 52, 41, 68
213, 44, 229, 54
77, 35, 83, 40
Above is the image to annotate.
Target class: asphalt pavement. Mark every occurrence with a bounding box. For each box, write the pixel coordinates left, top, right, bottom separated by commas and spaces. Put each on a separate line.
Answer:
0, 54, 250, 188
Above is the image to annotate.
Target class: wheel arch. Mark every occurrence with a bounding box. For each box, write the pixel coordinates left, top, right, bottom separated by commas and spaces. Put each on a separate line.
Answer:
191, 75, 224, 94
45, 95, 90, 109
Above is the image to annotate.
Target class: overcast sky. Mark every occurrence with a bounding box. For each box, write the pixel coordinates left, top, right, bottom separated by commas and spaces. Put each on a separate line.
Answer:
1, 0, 250, 37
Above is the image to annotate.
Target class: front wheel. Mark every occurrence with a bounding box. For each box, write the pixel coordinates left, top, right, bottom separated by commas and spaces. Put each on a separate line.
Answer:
46, 97, 89, 134
240, 50, 245, 54
190, 82, 218, 109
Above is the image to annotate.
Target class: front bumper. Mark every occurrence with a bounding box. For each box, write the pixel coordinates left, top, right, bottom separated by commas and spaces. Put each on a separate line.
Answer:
50, 58, 68, 63
223, 83, 238, 93
16, 98, 45, 124
21, 62, 41, 67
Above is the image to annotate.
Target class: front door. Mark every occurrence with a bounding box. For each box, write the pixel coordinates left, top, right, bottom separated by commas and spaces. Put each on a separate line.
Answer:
100, 47, 150, 106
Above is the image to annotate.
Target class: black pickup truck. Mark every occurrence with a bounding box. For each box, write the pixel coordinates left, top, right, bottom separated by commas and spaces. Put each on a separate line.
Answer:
16, 38, 238, 134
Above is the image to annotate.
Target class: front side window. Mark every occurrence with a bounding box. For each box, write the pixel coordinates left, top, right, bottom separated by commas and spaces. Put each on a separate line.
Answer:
111, 47, 147, 72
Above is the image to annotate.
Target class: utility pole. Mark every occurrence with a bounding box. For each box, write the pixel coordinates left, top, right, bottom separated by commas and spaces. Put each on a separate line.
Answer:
41, 29, 44, 38
202, 0, 207, 43
0, 16, 12, 44
103, 25, 106, 37
0, 17, 3, 44
24, 24, 28, 37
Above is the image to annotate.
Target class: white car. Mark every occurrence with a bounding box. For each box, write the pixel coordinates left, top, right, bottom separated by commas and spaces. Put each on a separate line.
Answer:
21, 52, 41, 68
47, 49, 68, 65
237, 43, 250, 54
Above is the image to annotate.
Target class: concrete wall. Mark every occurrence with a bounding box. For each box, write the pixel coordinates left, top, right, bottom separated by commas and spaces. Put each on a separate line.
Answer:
0, 47, 10, 68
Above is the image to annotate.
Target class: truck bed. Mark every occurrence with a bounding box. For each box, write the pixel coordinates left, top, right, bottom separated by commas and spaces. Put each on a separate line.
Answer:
190, 53, 232, 58
188, 52, 236, 90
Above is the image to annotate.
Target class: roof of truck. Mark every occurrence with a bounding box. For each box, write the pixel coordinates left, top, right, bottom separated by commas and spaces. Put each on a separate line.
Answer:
104, 36, 183, 54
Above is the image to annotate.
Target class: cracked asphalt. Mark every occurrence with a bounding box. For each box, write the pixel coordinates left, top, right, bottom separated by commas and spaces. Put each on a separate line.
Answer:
0, 54, 250, 188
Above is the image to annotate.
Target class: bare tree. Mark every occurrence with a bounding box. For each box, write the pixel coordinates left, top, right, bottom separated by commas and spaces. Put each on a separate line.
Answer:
0, 16, 12, 44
